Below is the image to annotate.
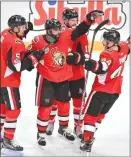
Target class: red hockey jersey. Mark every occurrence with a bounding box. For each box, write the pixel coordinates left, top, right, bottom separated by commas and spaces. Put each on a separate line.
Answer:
31, 31, 74, 82
92, 42, 129, 94
70, 34, 88, 80
62, 27, 88, 81
0, 29, 25, 87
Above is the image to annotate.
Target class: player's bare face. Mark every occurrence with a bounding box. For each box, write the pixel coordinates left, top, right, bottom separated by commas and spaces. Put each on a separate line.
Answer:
49, 28, 61, 39
17, 25, 27, 37
65, 18, 78, 28
102, 40, 114, 49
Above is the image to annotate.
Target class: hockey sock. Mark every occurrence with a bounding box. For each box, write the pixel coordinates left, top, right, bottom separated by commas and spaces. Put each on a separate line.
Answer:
37, 106, 52, 133
73, 98, 83, 128
49, 100, 58, 123
95, 113, 105, 131
4, 109, 20, 140
0, 104, 6, 132
57, 101, 70, 127
84, 114, 97, 141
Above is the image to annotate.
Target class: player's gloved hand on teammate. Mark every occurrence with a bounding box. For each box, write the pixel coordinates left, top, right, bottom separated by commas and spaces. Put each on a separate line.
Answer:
66, 51, 85, 65
86, 10, 104, 24
23, 51, 34, 71
28, 48, 48, 65
85, 59, 97, 71
24, 22, 33, 38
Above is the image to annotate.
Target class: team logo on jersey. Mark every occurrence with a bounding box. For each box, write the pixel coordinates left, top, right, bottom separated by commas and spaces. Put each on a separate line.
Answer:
51, 47, 66, 67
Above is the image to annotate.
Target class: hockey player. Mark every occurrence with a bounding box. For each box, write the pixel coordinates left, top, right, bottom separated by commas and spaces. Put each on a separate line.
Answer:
0, 15, 47, 153
80, 30, 130, 152
47, 9, 89, 139
30, 10, 104, 148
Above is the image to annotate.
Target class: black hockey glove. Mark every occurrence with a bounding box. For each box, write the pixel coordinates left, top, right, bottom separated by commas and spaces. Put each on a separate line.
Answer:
85, 59, 107, 74
86, 10, 104, 23
24, 22, 33, 38
85, 59, 97, 71
71, 10, 104, 41
28, 50, 44, 65
66, 52, 85, 65
24, 51, 34, 71
21, 49, 44, 71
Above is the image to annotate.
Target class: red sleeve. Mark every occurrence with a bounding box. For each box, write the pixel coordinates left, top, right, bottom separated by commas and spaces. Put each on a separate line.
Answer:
29, 35, 48, 53
4, 36, 26, 72
10, 38, 25, 64
99, 51, 112, 69
76, 34, 89, 54
62, 30, 74, 50
31, 36, 41, 50
118, 42, 130, 55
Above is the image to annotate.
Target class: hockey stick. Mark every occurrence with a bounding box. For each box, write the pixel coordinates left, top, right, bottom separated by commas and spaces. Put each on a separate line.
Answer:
76, 19, 110, 135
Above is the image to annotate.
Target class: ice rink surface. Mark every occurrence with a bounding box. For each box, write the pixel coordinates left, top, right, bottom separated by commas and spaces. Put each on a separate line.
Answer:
13, 52, 129, 156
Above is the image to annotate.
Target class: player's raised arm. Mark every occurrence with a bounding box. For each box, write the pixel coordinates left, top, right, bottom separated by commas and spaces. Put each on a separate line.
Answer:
71, 10, 104, 41
66, 10, 104, 66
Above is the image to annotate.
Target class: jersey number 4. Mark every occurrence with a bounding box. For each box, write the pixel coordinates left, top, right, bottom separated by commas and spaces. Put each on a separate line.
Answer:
110, 65, 124, 79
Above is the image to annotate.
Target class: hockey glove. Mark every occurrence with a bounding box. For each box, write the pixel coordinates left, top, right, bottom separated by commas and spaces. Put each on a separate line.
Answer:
28, 50, 44, 65
24, 22, 33, 38
66, 52, 85, 65
86, 10, 104, 24
85, 59, 107, 74
21, 49, 45, 71
24, 51, 34, 71
85, 59, 96, 71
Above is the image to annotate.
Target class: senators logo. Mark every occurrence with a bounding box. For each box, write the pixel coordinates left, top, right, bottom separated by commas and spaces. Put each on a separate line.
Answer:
51, 47, 66, 67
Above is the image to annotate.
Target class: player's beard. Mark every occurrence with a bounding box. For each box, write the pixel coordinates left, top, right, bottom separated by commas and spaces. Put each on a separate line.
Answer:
46, 33, 60, 44
51, 33, 60, 42
66, 22, 77, 29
